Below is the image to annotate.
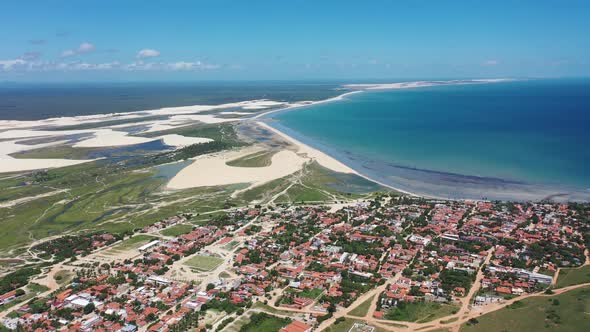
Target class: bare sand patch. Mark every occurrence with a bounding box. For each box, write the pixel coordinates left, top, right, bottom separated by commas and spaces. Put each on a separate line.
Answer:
167, 147, 306, 190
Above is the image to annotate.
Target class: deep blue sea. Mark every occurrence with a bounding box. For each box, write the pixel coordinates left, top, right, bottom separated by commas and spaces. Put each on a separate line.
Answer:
268, 79, 590, 201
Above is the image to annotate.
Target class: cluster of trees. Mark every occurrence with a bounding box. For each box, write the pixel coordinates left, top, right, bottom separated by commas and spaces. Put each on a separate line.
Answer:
339, 239, 383, 257
439, 269, 474, 292
527, 240, 584, 267
32, 232, 122, 261
200, 292, 251, 314
0, 267, 41, 294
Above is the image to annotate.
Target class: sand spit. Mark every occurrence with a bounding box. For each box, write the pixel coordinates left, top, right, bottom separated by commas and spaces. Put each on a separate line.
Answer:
256, 122, 355, 174
344, 78, 514, 90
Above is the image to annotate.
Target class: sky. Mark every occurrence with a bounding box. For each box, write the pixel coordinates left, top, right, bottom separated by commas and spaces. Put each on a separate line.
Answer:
0, 0, 589, 81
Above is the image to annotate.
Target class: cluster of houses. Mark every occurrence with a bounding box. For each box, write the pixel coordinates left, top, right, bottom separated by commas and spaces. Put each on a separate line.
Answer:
1, 198, 588, 330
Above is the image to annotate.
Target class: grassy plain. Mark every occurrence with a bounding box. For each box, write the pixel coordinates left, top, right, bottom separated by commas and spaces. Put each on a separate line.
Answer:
385, 302, 459, 323
556, 265, 590, 288
184, 255, 224, 272
461, 286, 590, 332
109, 235, 158, 252
324, 318, 387, 332
348, 295, 375, 317
160, 224, 194, 237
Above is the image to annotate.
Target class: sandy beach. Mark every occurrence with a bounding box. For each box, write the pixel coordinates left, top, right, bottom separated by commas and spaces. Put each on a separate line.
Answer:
0, 79, 508, 195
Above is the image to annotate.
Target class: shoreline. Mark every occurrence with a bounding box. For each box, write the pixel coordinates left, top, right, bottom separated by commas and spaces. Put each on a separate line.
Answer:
255, 121, 421, 197
255, 79, 590, 202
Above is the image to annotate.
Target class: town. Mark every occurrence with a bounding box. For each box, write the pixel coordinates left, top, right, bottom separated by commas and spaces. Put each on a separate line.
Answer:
1, 195, 589, 332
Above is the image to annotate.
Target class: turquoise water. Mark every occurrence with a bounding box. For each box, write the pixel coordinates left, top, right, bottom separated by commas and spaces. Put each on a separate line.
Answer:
268, 79, 590, 201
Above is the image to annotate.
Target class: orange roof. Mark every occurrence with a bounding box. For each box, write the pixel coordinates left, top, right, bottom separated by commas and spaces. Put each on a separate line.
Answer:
280, 320, 312, 332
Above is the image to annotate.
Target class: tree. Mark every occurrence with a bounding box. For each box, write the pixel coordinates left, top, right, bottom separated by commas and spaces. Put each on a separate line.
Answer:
84, 302, 95, 314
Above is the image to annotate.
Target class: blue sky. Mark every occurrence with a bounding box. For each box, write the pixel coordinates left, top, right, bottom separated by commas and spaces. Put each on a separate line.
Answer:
1, 0, 589, 81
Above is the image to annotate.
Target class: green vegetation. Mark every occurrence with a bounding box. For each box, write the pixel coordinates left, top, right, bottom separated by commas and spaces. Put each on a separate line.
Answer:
461, 286, 590, 332
11, 145, 99, 160
556, 265, 590, 288
54, 270, 74, 285
0, 123, 247, 254
226, 151, 276, 167
298, 288, 324, 299
440, 317, 459, 324
251, 302, 298, 317
239, 176, 291, 202
32, 232, 121, 261
239, 162, 386, 204
144, 123, 243, 145
238, 312, 290, 332
26, 283, 49, 293
348, 295, 375, 317
439, 269, 474, 293
385, 301, 459, 323
184, 255, 224, 272
0, 160, 238, 254
0, 283, 48, 312
324, 318, 386, 332
47, 115, 168, 132
0, 267, 41, 294
160, 224, 194, 237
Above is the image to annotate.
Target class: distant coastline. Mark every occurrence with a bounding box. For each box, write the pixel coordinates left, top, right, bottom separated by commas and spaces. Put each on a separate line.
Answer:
258, 79, 590, 202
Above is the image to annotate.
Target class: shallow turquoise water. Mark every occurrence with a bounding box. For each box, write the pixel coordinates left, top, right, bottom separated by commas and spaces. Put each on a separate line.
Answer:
269, 79, 590, 200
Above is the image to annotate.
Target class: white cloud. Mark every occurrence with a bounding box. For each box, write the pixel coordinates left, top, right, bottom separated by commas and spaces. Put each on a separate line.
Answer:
61, 42, 96, 57
0, 59, 27, 70
61, 50, 75, 57
167, 61, 220, 71
0, 58, 221, 73
20, 51, 42, 61
78, 42, 95, 53
136, 49, 160, 59
483, 59, 499, 66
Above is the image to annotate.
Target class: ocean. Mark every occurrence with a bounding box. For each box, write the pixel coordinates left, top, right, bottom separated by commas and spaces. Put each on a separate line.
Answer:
266, 79, 590, 201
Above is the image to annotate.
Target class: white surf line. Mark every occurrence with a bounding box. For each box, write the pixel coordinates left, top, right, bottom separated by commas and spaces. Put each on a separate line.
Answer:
256, 121, 419, 197
252, 90, 363, 120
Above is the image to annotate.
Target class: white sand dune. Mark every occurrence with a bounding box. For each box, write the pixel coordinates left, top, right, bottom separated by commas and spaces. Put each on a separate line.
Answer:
73, 130, 213, 148
0, 99, 288, 132
0, 157, 91, 173
73, 129, 153, 148
159, 134, 212, 147
167, 149, 306, 190
0, 140, 93, 173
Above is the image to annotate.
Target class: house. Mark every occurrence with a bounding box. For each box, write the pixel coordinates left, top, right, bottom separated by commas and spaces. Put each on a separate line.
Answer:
0, 290, 18, 306
138, 240, 160, 252
280, 320, 312, 332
